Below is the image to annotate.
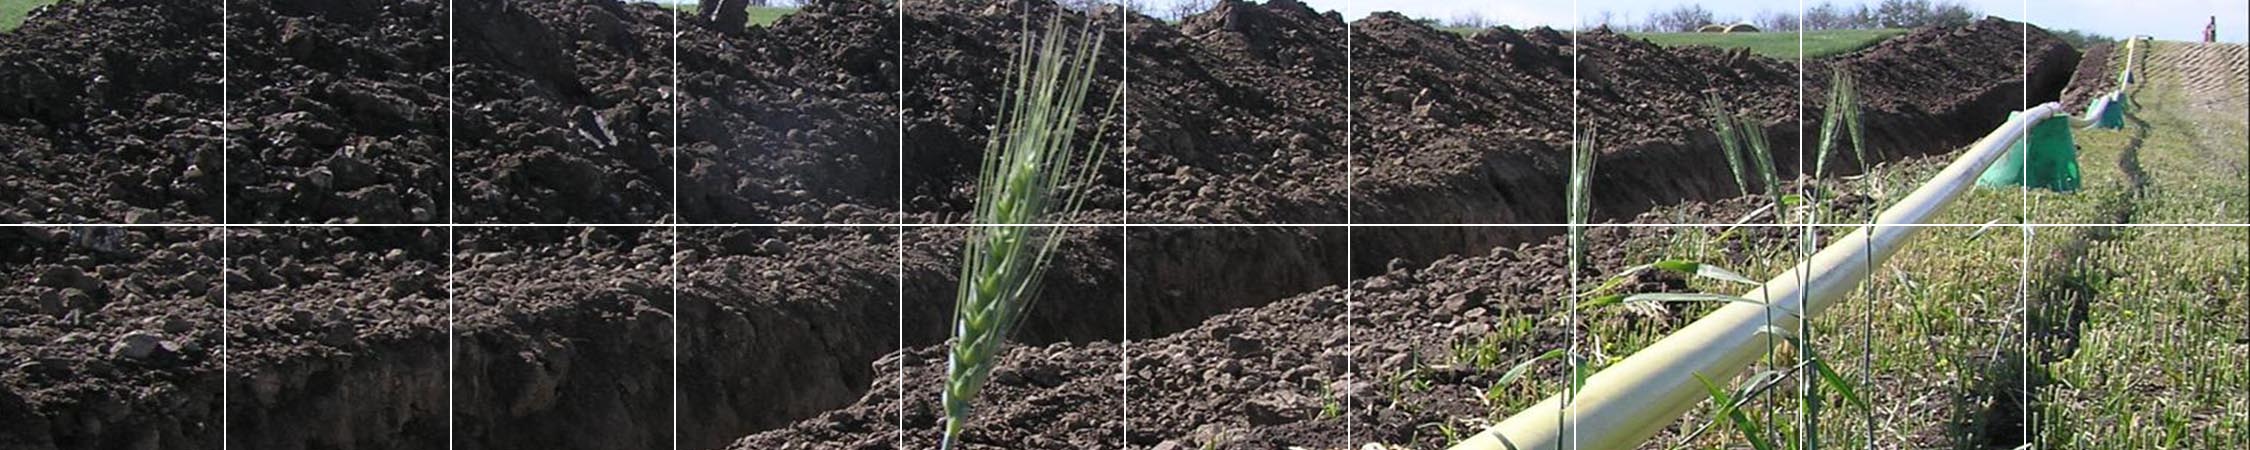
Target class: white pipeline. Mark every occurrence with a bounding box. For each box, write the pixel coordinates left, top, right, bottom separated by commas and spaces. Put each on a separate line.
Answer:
2120, 37, 2142, 85
1450, 102, 2067, 450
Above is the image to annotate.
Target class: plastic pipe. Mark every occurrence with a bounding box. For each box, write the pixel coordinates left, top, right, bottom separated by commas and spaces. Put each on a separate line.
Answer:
1450, 102, 2067, 450
2120, 37, 2140, 85
2078, 97, 2111, 128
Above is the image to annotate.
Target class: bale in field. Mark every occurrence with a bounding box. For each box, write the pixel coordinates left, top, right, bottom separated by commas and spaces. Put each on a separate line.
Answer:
1724, 23, 1759, 33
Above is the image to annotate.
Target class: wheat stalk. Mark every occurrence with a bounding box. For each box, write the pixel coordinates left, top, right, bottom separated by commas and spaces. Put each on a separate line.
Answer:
941, 15, 1116, 449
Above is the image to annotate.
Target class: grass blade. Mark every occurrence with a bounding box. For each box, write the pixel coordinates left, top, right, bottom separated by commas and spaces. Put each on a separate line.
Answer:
1623, 293, 1766, 305
1646, 259, 1762, 286
1576, 293, 1630, 310
1693, 373, 1776, 450
1497, 349, 1568, 388
1810, 351, 1868, 412
1693, 264, 1762, 286
1757, 325, 1870, 413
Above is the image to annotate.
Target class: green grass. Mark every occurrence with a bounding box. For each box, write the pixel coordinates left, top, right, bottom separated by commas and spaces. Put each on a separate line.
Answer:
663, 4, 797, 27
1625, 46, 2247, 443
1446, 40, 2246, 449
2022, 41, 2249, 448
745, 6, 794, 26
1625, 29, 1908, 59
2041, 43, 2250, 225
2, 0, 59, 32
1567, 174, 2066, 449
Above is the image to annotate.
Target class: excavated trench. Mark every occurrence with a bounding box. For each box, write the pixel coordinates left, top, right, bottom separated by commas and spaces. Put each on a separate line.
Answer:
697, 16, 2082, 447
0, 1, 2085, 450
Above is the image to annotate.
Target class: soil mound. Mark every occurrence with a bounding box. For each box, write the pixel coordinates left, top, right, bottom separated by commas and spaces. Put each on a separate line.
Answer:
223, 0, 449, 224
1115, 0, 1348, 223
679, 0, 898, 224
1352, 17, 2077, 228
2, 4, 2080, 229
4, 0, 902, 225
0, 227, 224, 449
2059, 42, 2118, 110
0, 0, 223, 224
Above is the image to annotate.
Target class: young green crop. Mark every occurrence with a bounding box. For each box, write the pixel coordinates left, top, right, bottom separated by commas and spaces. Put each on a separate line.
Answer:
1706, 96, 1754, 197
941, 16, 1116, 449
1814, 71, 1868, 180
1710, 98, 1782, 205
1581, 74, 1880, 448
1706, 96, 1780, 198
1564, 126, 1600, 409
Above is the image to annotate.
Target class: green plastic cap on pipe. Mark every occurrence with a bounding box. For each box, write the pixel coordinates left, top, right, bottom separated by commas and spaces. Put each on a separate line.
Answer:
2080, 91, 2126, 130
1976, 113, 2082, 192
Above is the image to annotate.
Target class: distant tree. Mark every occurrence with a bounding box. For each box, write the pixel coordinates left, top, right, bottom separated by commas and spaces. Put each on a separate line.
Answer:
1595, 1, 1984, 33
1158, 0, 1215, 22
1849, 4, 1879, 28
1875, 0, 1929, 28
1645, 4, 1717, 32
1874, 0, 1978, 28
1804, 2, 1846, 30
1057, 0, 1105, 13
1924, 1, 1976, 27
1446, 12, 1492, 30
1754, 9, 1798, 32
2047, 28, 2117, 49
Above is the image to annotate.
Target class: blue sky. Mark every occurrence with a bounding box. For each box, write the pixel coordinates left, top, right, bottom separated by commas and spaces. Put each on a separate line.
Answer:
1146, 0, 2247, 42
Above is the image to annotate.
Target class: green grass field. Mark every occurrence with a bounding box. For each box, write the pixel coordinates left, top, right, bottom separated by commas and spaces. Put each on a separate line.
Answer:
2021, 41, 2248, 448
1627, 29, 1908, 59
663, 3, 797, 27
1458, 39, 2248, 449
2, 0, 58, 32
745, 5, 793, 26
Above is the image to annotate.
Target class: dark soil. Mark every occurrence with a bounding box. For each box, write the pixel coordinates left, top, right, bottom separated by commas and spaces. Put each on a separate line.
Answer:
451, 1, 675, 224
1, 1, 2076, 228
677, 0, 897, 224
2059, 42, 2119, 111
1116, 0, 1348, 224
1352, 17, 2078, 228
0, 227, 224, 449
223, 0, 449, 224
220, 226, 452, 450
2, 1, 2087, 450
0, 0, 223, 224
729, 197, 1817, 450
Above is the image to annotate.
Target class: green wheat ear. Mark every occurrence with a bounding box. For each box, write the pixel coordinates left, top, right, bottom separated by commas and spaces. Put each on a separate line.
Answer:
1707, 94, 1753, 197
1814, 70, 1866, 180
940, 15, 1117, 450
